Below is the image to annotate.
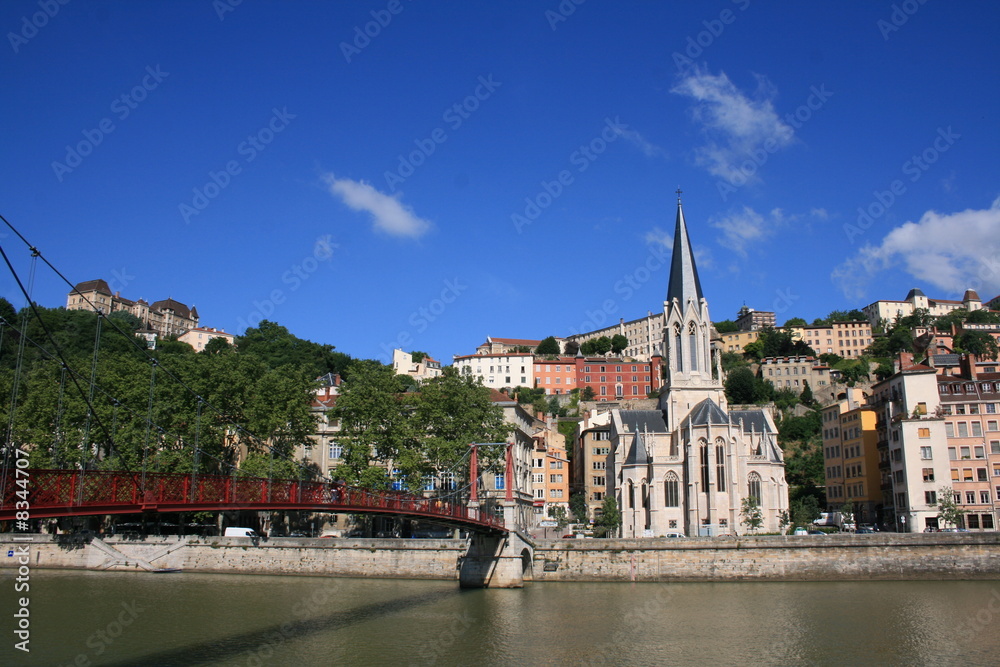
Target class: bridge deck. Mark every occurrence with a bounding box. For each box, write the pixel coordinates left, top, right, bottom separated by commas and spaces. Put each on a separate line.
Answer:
0, 469, 506, 535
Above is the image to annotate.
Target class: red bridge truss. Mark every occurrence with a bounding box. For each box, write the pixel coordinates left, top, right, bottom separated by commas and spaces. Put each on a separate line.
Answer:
0, 469, 506, 534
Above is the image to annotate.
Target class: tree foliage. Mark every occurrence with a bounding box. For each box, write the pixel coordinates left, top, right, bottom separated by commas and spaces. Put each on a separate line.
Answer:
937, 486, 968, 528
535, 336, 561, 355
713, 319, 739, 333
610, 334, 628, 355
0, 303, 320, 479
740, 496, 763, 532
594, 497, 621, 537
954, 331, 999, 360
580, 336, 612, 356
332, 365, 510, 493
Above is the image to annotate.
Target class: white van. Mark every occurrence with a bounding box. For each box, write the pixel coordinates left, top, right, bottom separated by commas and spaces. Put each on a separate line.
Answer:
224, 527, 258, 538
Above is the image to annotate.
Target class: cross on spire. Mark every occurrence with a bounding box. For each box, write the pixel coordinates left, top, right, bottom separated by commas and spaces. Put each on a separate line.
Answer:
675, 187, 683, 202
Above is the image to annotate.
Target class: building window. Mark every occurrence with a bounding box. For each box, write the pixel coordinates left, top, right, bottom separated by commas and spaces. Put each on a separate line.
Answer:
550, 474, 563, 484
918, 428, 930, 438
593, 476, 605, 487
748, 473, 762, 504
328, 443, 343, 460
920, 446, 932, 460
925, 490, 937, 505
495, 475, 505, 491
700, 442, 710, 490
922, 468, 934, 482
664, 474, 679, 507
716, 443, 726, 492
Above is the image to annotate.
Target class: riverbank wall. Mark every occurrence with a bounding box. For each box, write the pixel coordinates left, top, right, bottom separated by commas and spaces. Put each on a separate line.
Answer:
3, 532, 999, 581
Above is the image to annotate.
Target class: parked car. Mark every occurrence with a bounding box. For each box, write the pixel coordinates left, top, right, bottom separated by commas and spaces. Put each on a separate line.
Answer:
856, 526, 876, 534
806, 530, 827, 535
793, 527, 808, 535
662, 531, 687, 538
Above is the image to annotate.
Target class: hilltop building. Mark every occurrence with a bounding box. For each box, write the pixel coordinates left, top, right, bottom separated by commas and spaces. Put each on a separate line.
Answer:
391, 348, 443, 382
607, 194, 789, 537
735, 305, 775, 331
863, 288, 984, 330
67, 279, 199, 338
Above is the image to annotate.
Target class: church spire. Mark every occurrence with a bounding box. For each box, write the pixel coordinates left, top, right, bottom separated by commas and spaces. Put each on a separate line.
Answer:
666, 190, 704, 305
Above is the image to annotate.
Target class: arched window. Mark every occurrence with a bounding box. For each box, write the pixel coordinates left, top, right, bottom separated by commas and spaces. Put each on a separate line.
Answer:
688, 322, 698, 371
627, 481, 635, 509
700, 440, 710, 490
674, 325, 683, 371
642, 483, 649, 510
748, 472, 762, 504
716, 440, 726, 492
664, 472, 679, 507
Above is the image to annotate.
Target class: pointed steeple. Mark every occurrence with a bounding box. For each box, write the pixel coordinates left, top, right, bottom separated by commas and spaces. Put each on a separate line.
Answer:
666, 190, 704, 305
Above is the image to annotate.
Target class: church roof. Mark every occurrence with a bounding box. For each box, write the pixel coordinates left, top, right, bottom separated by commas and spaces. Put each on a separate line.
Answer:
619, 410, 668, 434
666, 196, 704, 305
729, 409, 775, 434
687, 398, 729, 425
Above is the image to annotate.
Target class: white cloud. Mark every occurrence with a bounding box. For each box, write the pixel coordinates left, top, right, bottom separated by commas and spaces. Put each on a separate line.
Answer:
710, 206, 772, 256
671, 69, 794, 184
324, 175, 431, 238
832, 197, 1000, 300
614, 126, 667, 158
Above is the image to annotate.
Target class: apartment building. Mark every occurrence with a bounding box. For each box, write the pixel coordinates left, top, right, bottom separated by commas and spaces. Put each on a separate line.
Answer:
720, 330, 760, 354
565, 312, 665, 361
798, 321, 873, 358
937, 357, 1000, 531
574, 356, 662, 400
453, 352, 534, 390
760, 356, 833, 393
735, 305, 775, 331
475, 337, 543, 354
534, 357, 579, 395
571, 409, 613, 522
530, 417, 570, 521
822, 388, 881, 522
869, 361, 952, 532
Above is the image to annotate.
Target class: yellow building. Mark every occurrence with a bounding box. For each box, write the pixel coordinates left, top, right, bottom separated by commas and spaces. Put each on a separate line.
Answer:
822, 388, 881, 524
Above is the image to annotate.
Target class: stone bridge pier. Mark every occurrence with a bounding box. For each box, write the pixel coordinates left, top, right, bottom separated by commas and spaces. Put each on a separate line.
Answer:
459, 530, 533, 588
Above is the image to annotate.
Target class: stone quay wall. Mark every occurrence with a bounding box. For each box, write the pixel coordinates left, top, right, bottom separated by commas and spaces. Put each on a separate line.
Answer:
2, 532, 999, 582
530, 532, 1000, 582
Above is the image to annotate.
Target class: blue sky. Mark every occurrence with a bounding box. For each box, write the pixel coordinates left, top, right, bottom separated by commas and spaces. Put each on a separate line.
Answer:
2, 0, 999, 365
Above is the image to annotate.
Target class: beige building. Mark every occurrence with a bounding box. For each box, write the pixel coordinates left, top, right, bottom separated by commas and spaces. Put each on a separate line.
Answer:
571, 408, 614, 522
760, 356, 833, 394
178, 327, 235, 352
799, 321, 873, 358
67, 279, 199, 338
863, 288, 983, 331
391, 348, 443, 382
530, 416, 571, 522
475, 337, 543, 354
735, 305, 775, 331
720, 330, 760, 354
565, 312, 665, 361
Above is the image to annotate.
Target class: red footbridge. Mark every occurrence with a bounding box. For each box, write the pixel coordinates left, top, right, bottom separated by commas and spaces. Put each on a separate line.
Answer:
0, 469, 506, 535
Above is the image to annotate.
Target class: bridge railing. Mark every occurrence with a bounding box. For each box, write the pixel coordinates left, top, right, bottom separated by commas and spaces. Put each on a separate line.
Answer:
0, 469, 504, 531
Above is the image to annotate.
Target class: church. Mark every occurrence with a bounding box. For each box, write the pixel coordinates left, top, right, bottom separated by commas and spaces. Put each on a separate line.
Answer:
607, 195, 789, 537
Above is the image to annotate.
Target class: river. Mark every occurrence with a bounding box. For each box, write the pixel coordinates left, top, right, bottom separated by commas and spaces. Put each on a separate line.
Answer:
4, 571, 999, 666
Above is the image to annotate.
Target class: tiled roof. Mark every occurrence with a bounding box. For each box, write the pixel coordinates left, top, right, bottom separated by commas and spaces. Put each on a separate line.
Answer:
489, 337, 542, 346
729, 409, 774, 433
72, 279, 112, 295
619, 410, 668, 434
150, 298, 195, 320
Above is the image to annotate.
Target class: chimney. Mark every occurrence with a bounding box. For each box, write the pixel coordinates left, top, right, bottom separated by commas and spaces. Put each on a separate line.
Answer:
960, 354, 978, 380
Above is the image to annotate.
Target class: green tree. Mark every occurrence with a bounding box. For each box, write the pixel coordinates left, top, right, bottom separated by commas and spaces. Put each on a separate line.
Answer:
791, 495, 821, 527
784, 317, 807, 327
799, 380, 814, 406
740, 496, 763, 533
410, 351, 428, 363
954, 330, 999, 360
713, 319, 739, 333
594, 497, 621, 537
535, 336, 561, 355
610, 334, 628, 355
569, 491, 589, 523
332, 360, 420, 488
580, 386, 595, 401
937, 486, 967, 528
778, 510, 791, 534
